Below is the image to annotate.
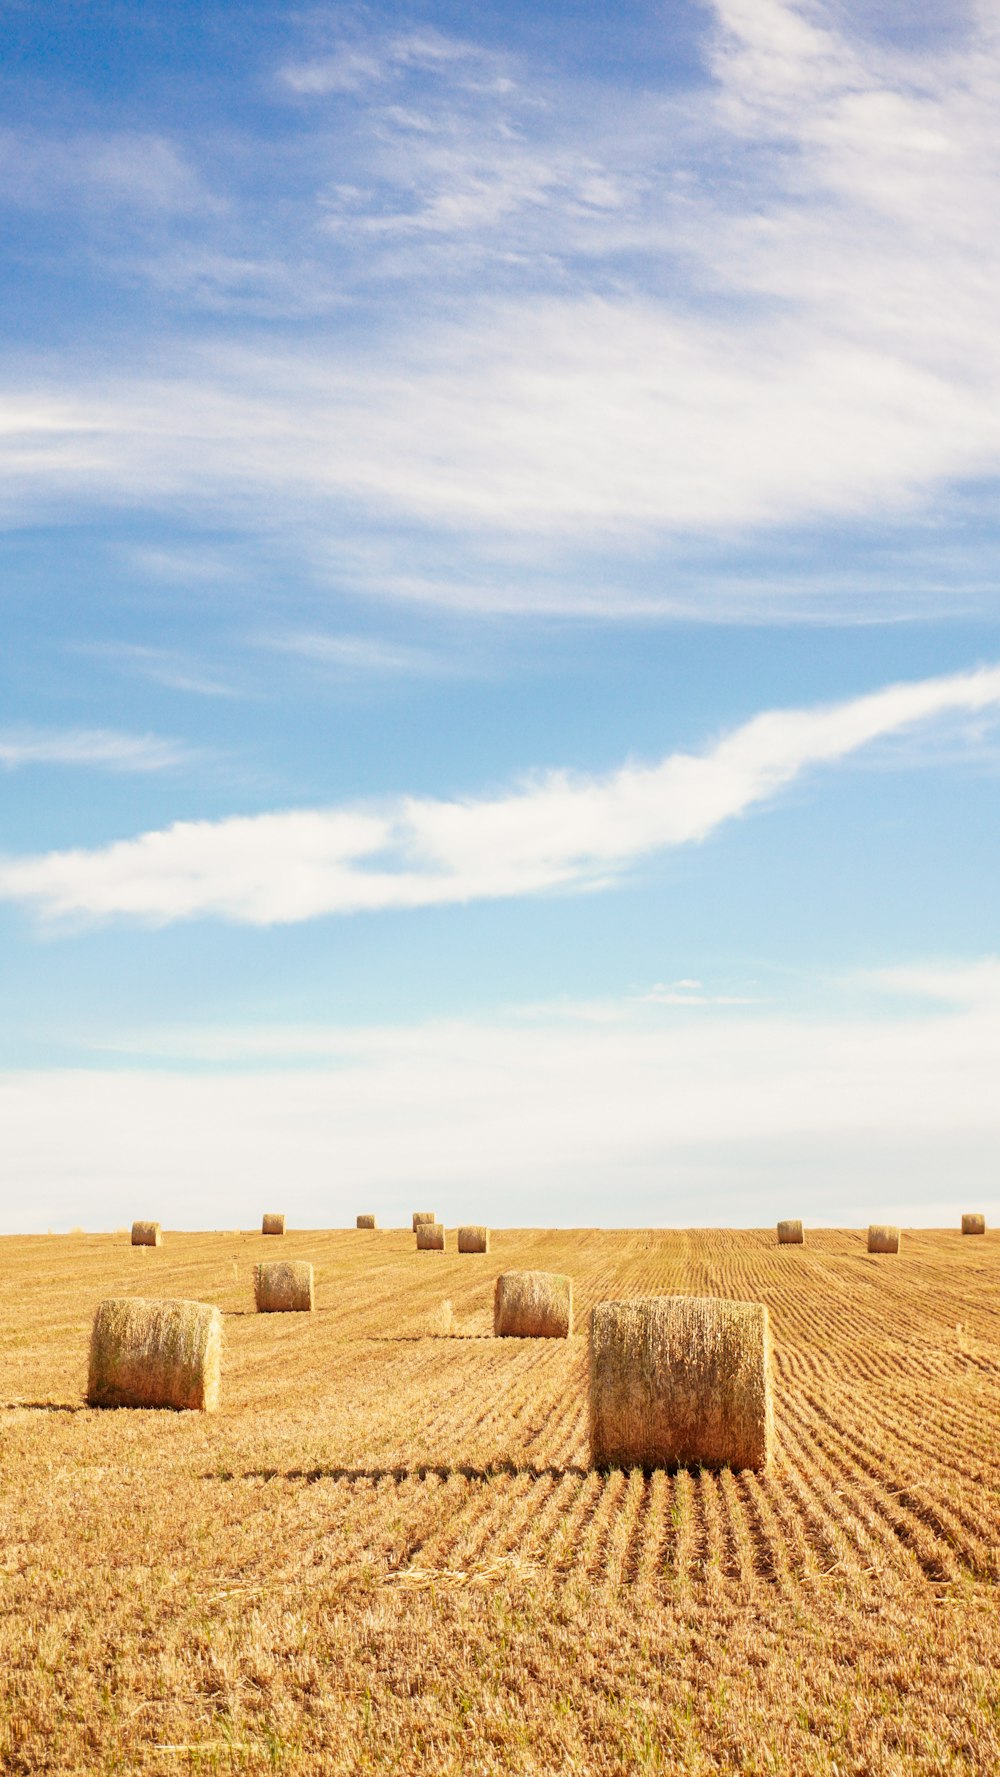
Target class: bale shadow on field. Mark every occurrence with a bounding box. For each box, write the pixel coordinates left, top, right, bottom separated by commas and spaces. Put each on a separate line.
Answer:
0, 1400, 88, 1413
202, 1461, 589, 1485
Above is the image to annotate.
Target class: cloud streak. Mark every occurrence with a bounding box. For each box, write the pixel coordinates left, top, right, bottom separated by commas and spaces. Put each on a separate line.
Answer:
0, 727, 191, 773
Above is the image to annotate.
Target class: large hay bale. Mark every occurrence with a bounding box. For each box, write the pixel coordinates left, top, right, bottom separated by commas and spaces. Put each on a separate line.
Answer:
589, 1295, 772, 1472
412, 1212, 435, 1232
356, 1214, 377, 1230
416, 1222, 445, 1251
254, 1260, 314, 1313
131, 1221, 162, 1248
261, 1213, 285, 1236
776, 1219, 803, 1245
494, 1270, 572, 1338
962, 1212, 986, 1235
867, 1224, 900, 1254
458, 1225, 490, 1253
87, 1297, 222, 1412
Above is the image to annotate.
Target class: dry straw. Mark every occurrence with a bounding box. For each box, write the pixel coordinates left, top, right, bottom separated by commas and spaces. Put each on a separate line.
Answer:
261, 1213, 285, 1236
131, 1221, 162, 1248
412, 1212, 435, 1231
458, 1225, 490, 1253
494, 1270, 572, 1338
356, 1214, 377, 1230
254, 1260, 314, 1312
867, 1224, 900, 1254
962, 1213, 986, 1235
416, 1222, 446, 1251
776, 1219, 803, 1245
87, 1297, 222, 1412
589, 1294, 773, 1472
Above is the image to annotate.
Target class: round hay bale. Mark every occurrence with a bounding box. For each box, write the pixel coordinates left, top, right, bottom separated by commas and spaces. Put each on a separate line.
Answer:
458, 1225, 490, 1253
416, 1222, 446, 1251
589, 1294, 772, 1472
261, 1213, 285, 1236
254, 1260, 314, 1313
87, 1297, 222, 1412
776, 1219, 803, 1245
962, 1212, 986, 1235
131, 1221, 162, 1248
494, 1270, 572, 1338
356, 1214, 377, 1230
412, 1212, 435, 1232
867, 1224, 900, 1254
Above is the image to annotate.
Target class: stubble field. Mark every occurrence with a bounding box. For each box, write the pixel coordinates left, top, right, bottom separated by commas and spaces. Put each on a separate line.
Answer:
2, 1225, 1000, 1775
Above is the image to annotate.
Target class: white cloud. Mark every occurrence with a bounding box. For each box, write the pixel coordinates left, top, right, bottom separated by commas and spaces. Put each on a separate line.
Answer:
257, 630, 447, 676
1, 662, 998, 925
0, 727, 191, 773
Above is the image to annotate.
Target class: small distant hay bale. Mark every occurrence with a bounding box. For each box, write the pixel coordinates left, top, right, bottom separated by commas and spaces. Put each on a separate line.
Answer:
412, 1212, 435, 1232
254, 1260, 314, 1313
867, 1224, 900, 1254
261, 1213, 285, 1236
131, 1221, 162, 1248
87, 1297, 222, 1412
416, 1222, 445, 1251
776, 1219, 803, 1245
356, 1214, 377, 1230
494, 1270, 572, 1338
589, 1295, 772, 1472
458, 1225, 490, 1253
962, 1213, 986, 1235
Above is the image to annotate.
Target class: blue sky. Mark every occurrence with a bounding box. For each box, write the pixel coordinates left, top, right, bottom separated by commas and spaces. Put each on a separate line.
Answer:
3, 0, 1000, 1231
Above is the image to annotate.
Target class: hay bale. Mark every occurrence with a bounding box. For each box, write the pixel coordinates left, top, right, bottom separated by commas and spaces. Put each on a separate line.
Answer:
412, 1212, 435, 1232
356, 1214, 377, 1230
867, 1224, 900, 1254
962, 1212, 986, 1235
254, 1260, 314, 1312
261, 1213, 285, 1236
458, 1225, 490, 1253
131, 1221, 162, 1248
494, 1270, 572, 1338
416, 1222, 445, 1251
776, 1219, 803, 1245
87, 1297, 222, 1411
589, 1295, 772, 1472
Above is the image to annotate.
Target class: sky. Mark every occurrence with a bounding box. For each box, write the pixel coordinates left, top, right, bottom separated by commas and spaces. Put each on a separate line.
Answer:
3, 0, 1000, 1231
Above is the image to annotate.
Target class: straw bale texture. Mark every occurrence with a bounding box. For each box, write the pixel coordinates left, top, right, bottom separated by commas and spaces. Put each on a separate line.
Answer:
962, 1213, 986, 1235
87, 1297, 222, 1411
130, 1221, 161, 1248
458, 1225, 490, 1253
412, 1212, 435, 1231
416, 1222, 446, 1251
777, 1219, 803, 1245
494, 1270, 572, 1338
356, 1215, 377, 1230
589, 1294, 772, 1472
261, 1213, 285, 1236
254, 1260, 314, 1313
868, 1224, 900, 1254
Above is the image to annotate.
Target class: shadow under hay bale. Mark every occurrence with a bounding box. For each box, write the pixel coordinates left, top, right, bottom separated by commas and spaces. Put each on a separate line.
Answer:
494, 1270, 572, 1338
416, 1222, 446, 1251
412, 1212, 435, 1232
356, 1215, 376, 1230
962, 1213, 986, 1235
131, 1221, 161, 1248
589, 1294, 772, 1472
87, 1298, 222, 1412
254, 1260, 314, 1313
868, 1224, 900, 1254
776, 1219, 803, 1245
261, 1214, 285, 1236
458, 1225, 490, 1253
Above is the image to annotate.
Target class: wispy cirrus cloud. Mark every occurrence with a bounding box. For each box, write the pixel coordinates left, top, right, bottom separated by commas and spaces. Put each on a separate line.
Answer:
0, 727, 192, 772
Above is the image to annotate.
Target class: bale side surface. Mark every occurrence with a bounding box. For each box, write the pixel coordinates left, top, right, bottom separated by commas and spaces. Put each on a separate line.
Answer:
87, 1297, 222, 1411
776, 1219, 803, 1245
254, 1260, 314, 1312
356, 1214, 377, 1230
261, 1213, 285, 1236
962, 1213, 986, 1235
494, 1270, 572, 1338
589, 1294, 772, 1472
416, 1222, 445, 1251
131, 1221, 162, 1247
867, 1224, 900, 1254
412, 1212, 435, 1231
458, 1225, 490, 1253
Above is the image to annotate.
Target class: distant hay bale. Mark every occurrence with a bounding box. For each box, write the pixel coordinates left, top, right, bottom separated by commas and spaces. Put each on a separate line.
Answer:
356, 1214, 377, 1230
458, 1225, 490, 1253
416, 1222, 445, 1251
412, 1212, 435, 1232
867, 1224, 900, 1254
131, 1221, 162, 1248
589, 1295, 772, 1472
87, 1297, 222, 1412
254, 1260, 314, 1313
776, 1219, 803, 1245
962, 1213, 986, 1235
261, 1213, 285, 1236
494, 1270, 572, 1338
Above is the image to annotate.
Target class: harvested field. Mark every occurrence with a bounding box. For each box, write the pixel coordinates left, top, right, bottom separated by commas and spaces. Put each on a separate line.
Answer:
2, 1225, 1000, 1773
